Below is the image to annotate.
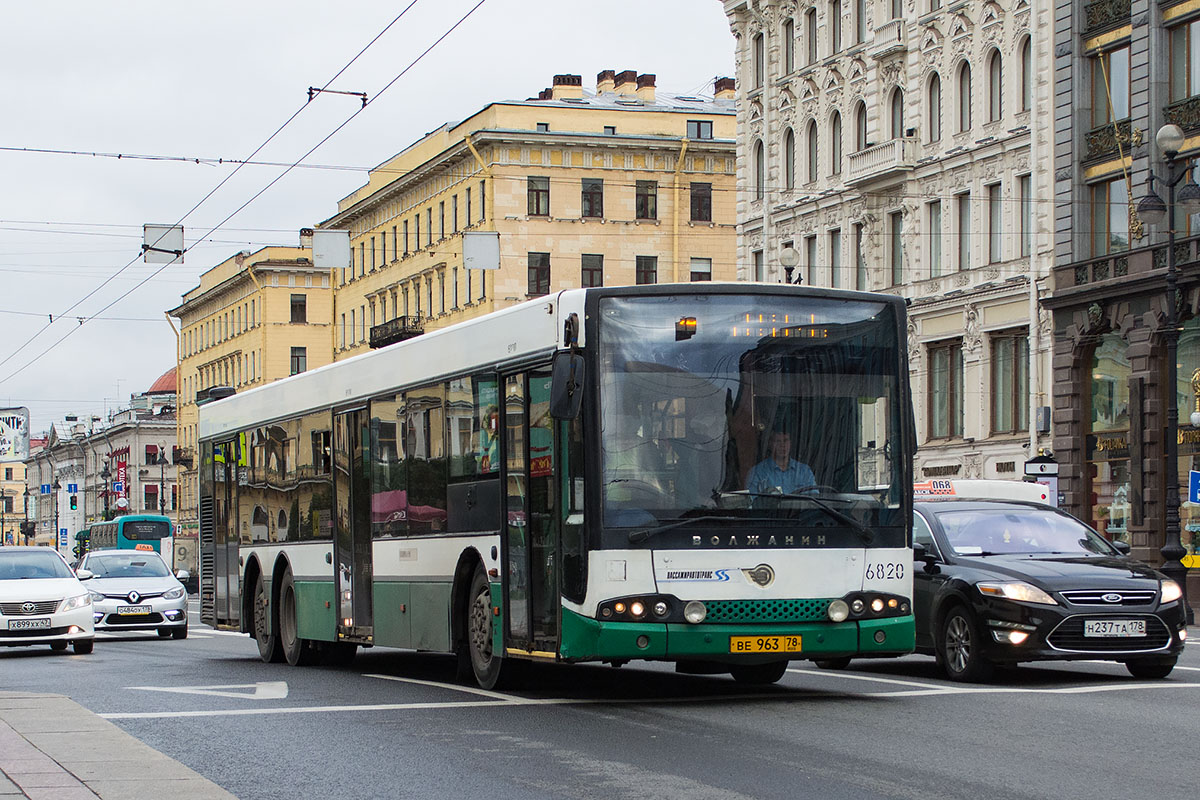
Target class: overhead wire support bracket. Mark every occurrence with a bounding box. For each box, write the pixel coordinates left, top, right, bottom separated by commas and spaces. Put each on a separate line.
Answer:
307, 86, 368, 107
140, 244, 183, 259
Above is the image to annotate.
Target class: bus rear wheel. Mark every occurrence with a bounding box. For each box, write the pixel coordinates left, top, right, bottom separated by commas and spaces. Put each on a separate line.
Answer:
279, 566, 317, 667
253, 570, 283, 663
730, 660, 788, 684
466, 564, 506, 689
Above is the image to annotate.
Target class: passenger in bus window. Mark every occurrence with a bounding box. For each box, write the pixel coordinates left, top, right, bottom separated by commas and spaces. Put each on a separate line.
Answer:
745, 430, 815, 495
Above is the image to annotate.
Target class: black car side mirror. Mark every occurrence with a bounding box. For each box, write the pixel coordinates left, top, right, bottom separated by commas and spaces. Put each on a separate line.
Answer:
913, 542, 939, 573
1111, 540, 1131, 555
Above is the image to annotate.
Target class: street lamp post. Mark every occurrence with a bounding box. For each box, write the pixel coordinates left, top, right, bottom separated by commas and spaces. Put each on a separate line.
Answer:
23, 487, 30, 546
99, 462, 110, 521
1, 488, 8, 547
157, 445, 167, 515
51, 478, 61, 553
1136, 123, 1200, 624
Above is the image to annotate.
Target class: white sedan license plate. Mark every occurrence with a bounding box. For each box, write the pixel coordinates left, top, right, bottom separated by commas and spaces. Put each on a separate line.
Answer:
117, 605, 152, 615
8, 618, 51, 630
1084, 619, 1146, 638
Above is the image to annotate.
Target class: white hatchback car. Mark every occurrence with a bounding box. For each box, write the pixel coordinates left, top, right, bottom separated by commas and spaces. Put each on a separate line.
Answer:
78, 549, 188, 639
0, 547, 95, 654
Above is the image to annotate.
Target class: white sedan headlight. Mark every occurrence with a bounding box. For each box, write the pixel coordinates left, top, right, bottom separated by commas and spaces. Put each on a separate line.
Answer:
976, 581, 1058, 606
59, 593, 92, 612
1160, 580, 1183, 604
163, 587, 185, 600
88, 591, 106, 603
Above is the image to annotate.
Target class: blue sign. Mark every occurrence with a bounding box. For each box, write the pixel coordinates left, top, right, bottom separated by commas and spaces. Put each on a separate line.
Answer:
67, 483, 78, 494
1190, 471, 1200, 504
40, 484, 50, 495
111, 481, 124, 493
58, 528, 68, 547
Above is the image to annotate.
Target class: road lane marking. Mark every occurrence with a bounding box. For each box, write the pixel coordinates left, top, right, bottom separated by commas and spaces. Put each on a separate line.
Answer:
364, 673, 514, 701
127, 681, 289, 700
787, 668, 950, 691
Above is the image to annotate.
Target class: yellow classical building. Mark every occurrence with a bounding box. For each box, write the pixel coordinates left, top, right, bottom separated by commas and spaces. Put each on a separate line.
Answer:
321, 71, 738, 356
169, 246, 333, 539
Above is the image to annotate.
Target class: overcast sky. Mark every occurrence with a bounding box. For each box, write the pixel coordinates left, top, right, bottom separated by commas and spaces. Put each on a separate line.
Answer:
0, 0, 735, 435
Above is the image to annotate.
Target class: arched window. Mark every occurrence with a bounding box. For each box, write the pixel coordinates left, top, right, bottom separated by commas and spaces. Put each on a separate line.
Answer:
855, 100, 868, 150
753, 33, 765, 89
988, 51, 1003, 122
1020, 37, 1032, 112
806, 8, 818, 65
831, 0, 842, 53
928, 73, 942, 142
807, 120, 819, 183
754, 140, 765, 200
783, 18, 795, 73
958, 63, 973, 132
784, 128, 796, 189
830, 112, 843, 176
891, 89, 905, 138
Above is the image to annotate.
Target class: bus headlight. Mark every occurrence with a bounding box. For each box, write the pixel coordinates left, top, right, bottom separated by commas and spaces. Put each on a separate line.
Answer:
828, 599, 850, 622
683, 601, 707, 624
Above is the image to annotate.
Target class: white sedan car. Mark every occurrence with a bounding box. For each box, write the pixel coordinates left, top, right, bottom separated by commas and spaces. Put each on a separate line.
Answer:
78, 549, 188, 639
0, 547, 95, 654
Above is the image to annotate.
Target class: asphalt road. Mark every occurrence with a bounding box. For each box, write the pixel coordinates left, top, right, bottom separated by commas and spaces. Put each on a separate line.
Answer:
3, 600, 1197, 800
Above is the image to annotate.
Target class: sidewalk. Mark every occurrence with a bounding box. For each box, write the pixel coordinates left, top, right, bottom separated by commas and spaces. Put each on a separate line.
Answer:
0, 692, 235, 800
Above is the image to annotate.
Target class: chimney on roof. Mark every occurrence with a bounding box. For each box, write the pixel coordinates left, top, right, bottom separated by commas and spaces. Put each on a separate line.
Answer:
552, 74, 583, 100
597, 69, 616, 94
714, 77, 736, 100
537, 88, 552, 100
614, 70, 638, 96
636, 74, 656, 102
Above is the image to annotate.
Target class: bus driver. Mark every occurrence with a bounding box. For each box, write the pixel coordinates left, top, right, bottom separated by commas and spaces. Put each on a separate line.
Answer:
745, 430, 815, 496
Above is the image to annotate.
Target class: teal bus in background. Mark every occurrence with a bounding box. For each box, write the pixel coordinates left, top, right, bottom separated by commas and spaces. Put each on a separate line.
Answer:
88, 515, 174, 565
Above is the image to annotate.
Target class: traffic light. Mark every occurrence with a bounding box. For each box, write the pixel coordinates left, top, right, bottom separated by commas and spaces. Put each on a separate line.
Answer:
72, 543, 82, 560
69, 495, 78, 510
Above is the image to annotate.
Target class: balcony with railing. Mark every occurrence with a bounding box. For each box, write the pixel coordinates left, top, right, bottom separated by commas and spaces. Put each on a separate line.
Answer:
870, 19, 906, 60
369, 314, 424, 349
846, 138, 919, 186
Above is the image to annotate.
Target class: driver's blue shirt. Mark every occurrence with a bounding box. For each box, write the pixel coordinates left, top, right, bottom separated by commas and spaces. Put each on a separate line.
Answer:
745, 458, 815, 495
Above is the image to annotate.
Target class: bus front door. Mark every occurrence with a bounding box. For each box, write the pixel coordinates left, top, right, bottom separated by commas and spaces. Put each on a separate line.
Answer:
213, 439, 239, 627
334, 408, 373, 641
502, 369, 560, 656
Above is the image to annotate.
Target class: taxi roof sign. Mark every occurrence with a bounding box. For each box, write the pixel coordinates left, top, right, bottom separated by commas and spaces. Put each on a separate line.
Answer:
914, 479, 1050, 505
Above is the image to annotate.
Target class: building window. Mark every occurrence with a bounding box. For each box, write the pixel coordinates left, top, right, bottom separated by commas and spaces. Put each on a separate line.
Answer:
889, 212, 904, 285
956, 192, 971, 270
290, 294, 306, 324
370, 237, 376, 271
290, 347, 307, 376
690, 257, 712, 282
636, 255, 658, 285
754, 249, 766, 282
452, 195, 459, 233
145, 444, 159, 465
581, 178, 604, 218
1088, 334, 1131, 539
807, 120, 818, 182
144, 485, 159, 512
856, 0, 867, 43
1092, 46, 1129, 126
805, 235, 818, 285
581, 254, 603, 288
988, 183, 1002, 263
1172, 21, 1200, 101
604, 125, 616, 135
890, 0, 902, 18
528, 252, 551, 296
831, 0, 842, 54
753, 32, 765, 88
426, 209, 433, 246
1019, 174, 1032, 257
528, 176, 550, 216
479, 180, 486, 221
890, 89, 905, 139
636, 180, 658, 220
854, 222, 866, 290
783, 18, 795, 73
929, 200, 943, 277
928, 73, 942, 142
1020, 37, 1032, 111
690, 182, 712, 222
1091, 177, 1130, 255
806, 8, 817, 65
465, 188, 472, 226
830, 112, 842, 176
536, 122, 549, 132
439, 201, 446, 239
855, 101, 867, 150
775, 128, 791, 190
958, 63, 972, 132
403, 220, 410, 255
929, 340, 964, 439
829, 228, 842, 288
687, 120, 713, 139
992, 332, 1029, 434
988, 51, 1003, 122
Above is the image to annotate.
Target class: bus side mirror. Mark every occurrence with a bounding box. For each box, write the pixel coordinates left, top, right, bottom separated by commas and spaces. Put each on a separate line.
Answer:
550, 351, 585, 420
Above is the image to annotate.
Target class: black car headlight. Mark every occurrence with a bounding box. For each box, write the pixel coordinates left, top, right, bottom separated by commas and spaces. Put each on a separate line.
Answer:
977, 581, 1057, 606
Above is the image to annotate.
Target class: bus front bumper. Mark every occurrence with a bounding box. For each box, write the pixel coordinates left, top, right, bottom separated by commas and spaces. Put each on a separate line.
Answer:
559, 608, 915, 663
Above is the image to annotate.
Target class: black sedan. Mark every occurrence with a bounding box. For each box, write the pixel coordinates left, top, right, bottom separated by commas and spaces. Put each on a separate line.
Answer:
902, 499, 1187, 681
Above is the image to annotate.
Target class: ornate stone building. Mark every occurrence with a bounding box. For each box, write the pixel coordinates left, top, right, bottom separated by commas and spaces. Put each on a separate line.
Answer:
722, 0, 1056, 482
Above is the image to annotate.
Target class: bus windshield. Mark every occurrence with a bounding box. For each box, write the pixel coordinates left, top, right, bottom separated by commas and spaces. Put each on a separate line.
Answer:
599, 294, 905, 534
121, 519, 170, 540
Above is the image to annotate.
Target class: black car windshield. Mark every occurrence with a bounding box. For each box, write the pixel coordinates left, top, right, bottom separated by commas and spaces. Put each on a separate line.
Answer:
599, 294, 905, 531
85, 553, 170, 578
0, 551, 75, 580
935, 507, 1118, 556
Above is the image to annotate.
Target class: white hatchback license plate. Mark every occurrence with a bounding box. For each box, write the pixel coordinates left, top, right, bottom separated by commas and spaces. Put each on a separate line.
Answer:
1084, 619, 1146, 637
117, 605, 152, 615
8, 618, 51, 630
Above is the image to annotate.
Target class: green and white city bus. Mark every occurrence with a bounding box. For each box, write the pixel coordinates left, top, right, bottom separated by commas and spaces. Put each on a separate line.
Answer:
199, 285, 916, 687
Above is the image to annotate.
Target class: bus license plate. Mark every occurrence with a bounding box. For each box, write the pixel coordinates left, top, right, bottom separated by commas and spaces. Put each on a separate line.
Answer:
729, 635, 802, 654
8, 618, 51, 630
117, 605, 152, 615
1084, 619, 1146, 637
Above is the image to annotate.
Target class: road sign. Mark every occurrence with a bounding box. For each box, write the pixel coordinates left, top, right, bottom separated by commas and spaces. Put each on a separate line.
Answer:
67, 483, 77, 493
40, 484, 50, 494
111, 481, 124, 493
1024, 458, 1059, 476
58, 528, 68, 547
1190, 470, 1200, 504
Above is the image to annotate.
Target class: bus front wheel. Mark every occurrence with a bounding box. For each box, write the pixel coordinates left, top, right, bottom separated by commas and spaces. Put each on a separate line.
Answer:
253, 570, 283, 663
466, 564, 506, 689
279, 566, 317, 667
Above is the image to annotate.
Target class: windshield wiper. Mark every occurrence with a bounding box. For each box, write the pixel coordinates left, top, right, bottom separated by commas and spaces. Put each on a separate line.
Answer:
628, 515, 773, 544
740, 492, 874, 545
